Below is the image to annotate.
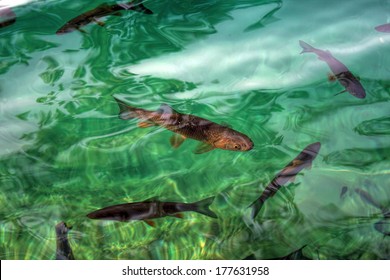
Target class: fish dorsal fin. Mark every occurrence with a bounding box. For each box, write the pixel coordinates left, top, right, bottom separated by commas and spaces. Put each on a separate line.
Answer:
194, 142, 215, 154
157, 104, 177, 115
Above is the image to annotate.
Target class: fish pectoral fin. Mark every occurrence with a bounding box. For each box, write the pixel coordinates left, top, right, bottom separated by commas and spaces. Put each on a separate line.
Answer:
174, 213, 184, 219
93, 18, 105, 26
76, 27, 88, 34
193, 143, 215, 154
144, 220, 156, 227
138, 121, 156, 128
334, 89, 347, 96
170, 134, 186, 148
290, 175, 297, 182
327, 73, 337, 82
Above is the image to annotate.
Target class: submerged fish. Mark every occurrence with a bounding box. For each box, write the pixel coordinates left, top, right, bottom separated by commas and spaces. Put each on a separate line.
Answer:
375, 23, 390, 33
87, 197, 217, 226
56, 1, 153, 34
355, 188, 390, 236
114, 97, 254, 154
299, 40, 366, 99
0, 6, 16, 29
374, 218, 390, 236
340, 186, 348, 199
250, 142, 321, 219
355, 188, 383, 210
55, 222, 75, 260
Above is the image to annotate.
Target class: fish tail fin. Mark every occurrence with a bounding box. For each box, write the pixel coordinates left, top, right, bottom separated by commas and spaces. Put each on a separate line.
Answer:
299, 40, 315, 54
113, 97, 136, 120
191, 197, 217, 218
249, 199, 264, 220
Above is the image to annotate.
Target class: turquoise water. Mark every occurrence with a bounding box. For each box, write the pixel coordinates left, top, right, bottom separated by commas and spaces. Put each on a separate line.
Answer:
1, 0, 390, 260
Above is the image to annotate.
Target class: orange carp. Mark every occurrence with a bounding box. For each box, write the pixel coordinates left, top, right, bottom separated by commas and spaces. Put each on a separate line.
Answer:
114, 97, 254, 154
87, 197, 217, 226
56, 1, 153, 34
55, 222, 75, 260
250, 142, 321, 219
299, 40, 366, 99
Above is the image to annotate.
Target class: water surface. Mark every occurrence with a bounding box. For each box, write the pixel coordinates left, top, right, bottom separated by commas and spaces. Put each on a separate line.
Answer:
1, 0, 390, 259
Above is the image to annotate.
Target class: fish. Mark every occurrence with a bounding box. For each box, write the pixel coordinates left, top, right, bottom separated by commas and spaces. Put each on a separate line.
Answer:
114, 97, 254, 154
375, 23, 390, 33
355, 188, 390, 237
374, 219, 390, 236
55, 222, 75, 260
340, 186, 348, 199
355, 188, 383, 210
87, 196, 217, 226
56, 1, 153, 34
0, 6, 16, 29
250, 142, 321, 219
299, 40, 366, 99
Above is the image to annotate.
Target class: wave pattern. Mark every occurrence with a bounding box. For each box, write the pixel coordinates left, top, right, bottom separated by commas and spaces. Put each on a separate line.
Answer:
1, 0, 390, 260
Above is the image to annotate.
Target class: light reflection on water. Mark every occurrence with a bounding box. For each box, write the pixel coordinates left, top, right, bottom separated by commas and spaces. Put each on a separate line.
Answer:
0, 0, 390, 260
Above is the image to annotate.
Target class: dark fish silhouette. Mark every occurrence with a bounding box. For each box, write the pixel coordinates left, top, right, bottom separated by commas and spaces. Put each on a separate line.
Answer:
375, 23, 390, 33
374, 218, 390, 236
56, 1, 153, 34
299, 40, 366, 99
250, 142, 321, 219
340, 186, 348, 199
355, 188, 383, 210
355, 188, 390, 236
55, 222, 75, 260
114, 97, 254, 154
0, 6, 16, 29
87, 197, 217, 226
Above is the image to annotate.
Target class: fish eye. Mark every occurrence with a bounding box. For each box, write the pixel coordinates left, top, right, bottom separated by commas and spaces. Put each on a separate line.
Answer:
234, 144, 241, 150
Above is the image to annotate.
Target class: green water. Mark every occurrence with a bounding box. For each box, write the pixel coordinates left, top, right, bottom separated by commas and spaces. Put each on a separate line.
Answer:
1, 0, 390, 260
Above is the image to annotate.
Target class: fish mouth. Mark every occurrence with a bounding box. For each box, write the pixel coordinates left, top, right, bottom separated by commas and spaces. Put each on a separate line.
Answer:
245, 141, 254, 151
238, 140, 254, 151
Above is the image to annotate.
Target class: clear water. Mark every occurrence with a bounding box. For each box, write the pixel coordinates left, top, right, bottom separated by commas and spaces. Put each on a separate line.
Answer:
1, 0, 390, 260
